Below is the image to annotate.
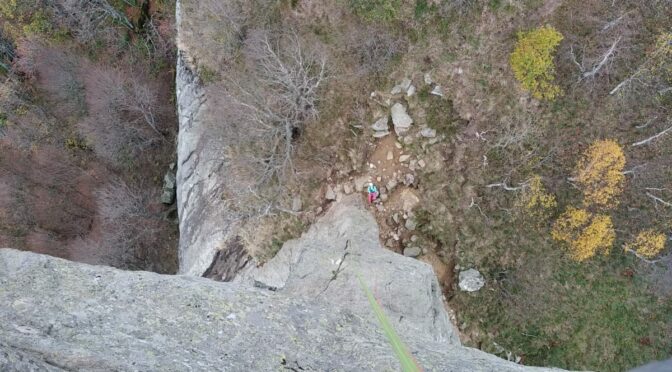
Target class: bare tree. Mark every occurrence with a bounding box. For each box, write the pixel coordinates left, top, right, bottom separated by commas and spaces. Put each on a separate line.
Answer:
227, 30, 327, 186
96, 178, 166, 270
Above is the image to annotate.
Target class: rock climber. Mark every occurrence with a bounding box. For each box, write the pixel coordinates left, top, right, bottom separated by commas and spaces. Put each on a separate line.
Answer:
367, 182, 379, 204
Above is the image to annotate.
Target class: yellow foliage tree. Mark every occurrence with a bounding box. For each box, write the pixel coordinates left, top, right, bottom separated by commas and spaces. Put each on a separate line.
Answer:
574, 139, 625, 208
552, 207, 615, 261
625, 229, 667, 259
519, 175, 557, 221
509, 25, 564, 100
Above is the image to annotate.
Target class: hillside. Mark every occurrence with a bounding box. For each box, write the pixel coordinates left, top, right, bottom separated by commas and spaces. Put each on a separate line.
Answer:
0, 0, 671, 371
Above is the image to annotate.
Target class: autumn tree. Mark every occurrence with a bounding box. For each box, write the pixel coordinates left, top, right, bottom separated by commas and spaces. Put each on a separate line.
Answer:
552, 207, 615, 261
510, 25, 564, 100
573, 139, 625, 208
518, 175, 557, 221
625, 229, 667, 260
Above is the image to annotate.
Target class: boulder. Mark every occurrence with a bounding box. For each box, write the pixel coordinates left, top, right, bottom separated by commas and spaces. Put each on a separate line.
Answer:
404, 246, 422, 258
161, 171, 177, 204
459, 269, 485, 292
391, 78, 412, 95
325, 185, 337, 201
424, 72, 433, 85
371, 116, 389, 132
405, 218, 417, 231
400, 189, 420, 211
386, 179, 398, 193
391, 103, 413, 135
421, 127, 437, 138
431, 85, 444, 97
343, 182, 353, 195
292, 196, 303, 212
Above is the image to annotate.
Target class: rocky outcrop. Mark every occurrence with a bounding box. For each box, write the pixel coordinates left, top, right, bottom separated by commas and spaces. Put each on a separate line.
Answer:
175, 49, 229, 276
0, 197, 564, 371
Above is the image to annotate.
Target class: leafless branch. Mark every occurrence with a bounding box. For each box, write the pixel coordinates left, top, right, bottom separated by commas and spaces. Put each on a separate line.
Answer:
646, 192, 672, 207
632, 125, 672, 147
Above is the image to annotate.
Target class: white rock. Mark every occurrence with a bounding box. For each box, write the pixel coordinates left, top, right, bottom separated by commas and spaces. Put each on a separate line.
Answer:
373, 130, 390, 138
420, 127, 437, 138
405, 218, 417, 231
395, 142, 402, 149
431, 85, 444, 97
418, 159, 426, 168
372, 117, 389, 131
399, 154, 411, 162
424, 73, 433, 85
458, 269, 485, 292
403, 247, 422, 258
386, 179, 398, 192
386, 151, 393, 160
391, 103, 413, 135
407, 85, 416, 97
292, 197, 303, 212
325, 186, 337, 201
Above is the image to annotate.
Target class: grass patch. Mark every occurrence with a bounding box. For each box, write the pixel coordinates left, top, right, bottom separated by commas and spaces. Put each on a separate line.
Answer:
349, 0, 401, 22
426, 96, 460, 136
452, 229, 672, 371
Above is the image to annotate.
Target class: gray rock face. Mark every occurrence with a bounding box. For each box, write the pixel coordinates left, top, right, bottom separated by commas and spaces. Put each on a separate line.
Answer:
175, 3, 249, 276
459, 268, 486, 292
0, 197, 564, 371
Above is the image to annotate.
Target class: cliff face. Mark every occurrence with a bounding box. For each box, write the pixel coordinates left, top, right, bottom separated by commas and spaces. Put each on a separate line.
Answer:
0, 197, 563, 371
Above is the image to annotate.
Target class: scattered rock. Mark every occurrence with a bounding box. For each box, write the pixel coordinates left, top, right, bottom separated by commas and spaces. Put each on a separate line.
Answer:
407, 84, 416, 97
392, 213, 400, 224
403, 246, 422, 258
343, 183, 353, 195
375, 204, 385, 212
418, 159, 426, 168
391, 103, 413, 135
404, 173, 416, 186
325, 186, 337, 201
458, 269, 485, 292
399, 154, 411, 162
161, 171, 177, 204
424, 73, 433, 85
399, 189, 420, 211
386, 179, 398, 192
386, 151, 394, 160
376, 176, 382, 182
395, 142, 402, 149
431, 85, 444, 97
403, 136, 414, 145
292, 197, 303, 212
381, 194, 389, 202
410, 235, 418, 242
409, 160, 417, 171
405, 218, 417, 231
354, 176, 368, 191
372, 116, 389, 131
391, 78, 412, 95
420, 127, 437, 138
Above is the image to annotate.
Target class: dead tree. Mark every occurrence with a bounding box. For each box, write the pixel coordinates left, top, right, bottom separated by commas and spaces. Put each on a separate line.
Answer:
228, 30, 326, 186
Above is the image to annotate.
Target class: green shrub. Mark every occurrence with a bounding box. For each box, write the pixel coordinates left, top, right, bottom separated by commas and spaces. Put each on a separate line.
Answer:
349, 0, 401, 22
509, 25, 563, 100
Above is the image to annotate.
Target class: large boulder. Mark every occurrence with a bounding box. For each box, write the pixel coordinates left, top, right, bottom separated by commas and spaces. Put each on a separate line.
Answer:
0, 197, 565, 371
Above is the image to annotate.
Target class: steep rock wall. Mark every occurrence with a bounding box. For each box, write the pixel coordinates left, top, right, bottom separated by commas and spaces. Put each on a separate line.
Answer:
0, 197, 565, 371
